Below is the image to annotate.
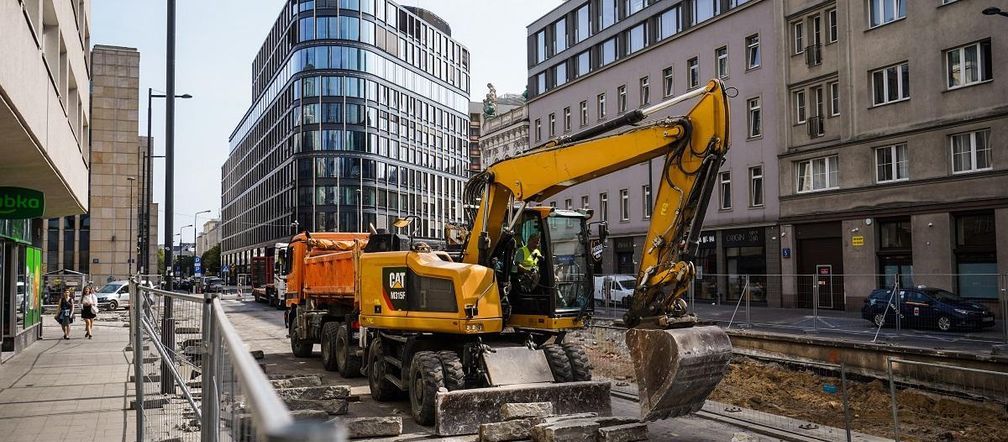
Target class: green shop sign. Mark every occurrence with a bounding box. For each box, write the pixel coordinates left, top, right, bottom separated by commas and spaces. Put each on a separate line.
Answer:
0, 187, 45, 219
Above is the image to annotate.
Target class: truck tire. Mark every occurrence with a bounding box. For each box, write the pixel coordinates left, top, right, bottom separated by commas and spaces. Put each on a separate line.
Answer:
409, 351, 445, 426
290, 317, 313, 358
367, 338, 399, 402
562, 342, 592, 381
437, 350, 465, 391
320, 322, 339, 371
336, 324, 362, 378
542, 344, 572, 382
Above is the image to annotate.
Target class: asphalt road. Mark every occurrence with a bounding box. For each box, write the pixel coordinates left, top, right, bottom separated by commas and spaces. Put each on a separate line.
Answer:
222, 297, 778, 441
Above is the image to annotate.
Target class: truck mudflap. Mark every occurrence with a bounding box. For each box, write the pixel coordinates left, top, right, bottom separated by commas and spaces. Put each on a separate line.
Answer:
433, 380, 612, 436
626, 325, 732, 421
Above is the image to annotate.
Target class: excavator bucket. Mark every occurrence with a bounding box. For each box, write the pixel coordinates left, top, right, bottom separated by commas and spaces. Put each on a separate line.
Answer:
626, 325, 732, 421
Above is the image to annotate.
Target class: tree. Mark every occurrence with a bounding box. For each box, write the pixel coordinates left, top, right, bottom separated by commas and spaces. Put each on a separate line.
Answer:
201, 244, 221, 276
158, 248, 166, 274
174, 255, 195, 278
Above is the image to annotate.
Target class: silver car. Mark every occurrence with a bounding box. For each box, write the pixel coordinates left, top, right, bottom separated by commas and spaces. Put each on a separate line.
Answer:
96, 281, 131, 310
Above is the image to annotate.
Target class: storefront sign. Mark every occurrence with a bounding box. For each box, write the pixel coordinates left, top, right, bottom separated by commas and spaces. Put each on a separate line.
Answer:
697, 231, 716, 248
851, 235, 864, 247
613, 237, 635, 251
590, 239, 605, 262
0, 187, 44, 219
723, 228, 763, 247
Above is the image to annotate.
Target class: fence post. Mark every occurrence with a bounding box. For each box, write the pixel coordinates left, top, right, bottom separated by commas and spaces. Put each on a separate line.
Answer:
201, 291, 219, 442
812, 277, 819, 333
745, 275, 751, 328
887, 357, 901, 442
1001, 274, 1007, 344
840, 362, 852, 442
130, 278, 144, 442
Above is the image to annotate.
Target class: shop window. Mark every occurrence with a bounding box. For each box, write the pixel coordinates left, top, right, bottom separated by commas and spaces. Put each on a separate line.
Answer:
954, 212, 997, 299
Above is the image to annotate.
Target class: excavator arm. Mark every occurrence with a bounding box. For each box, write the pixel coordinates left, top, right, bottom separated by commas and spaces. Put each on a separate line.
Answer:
461, 80, 734, 421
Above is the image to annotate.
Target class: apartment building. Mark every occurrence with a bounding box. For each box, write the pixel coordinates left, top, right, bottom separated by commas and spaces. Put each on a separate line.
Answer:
480, 104, 530, 168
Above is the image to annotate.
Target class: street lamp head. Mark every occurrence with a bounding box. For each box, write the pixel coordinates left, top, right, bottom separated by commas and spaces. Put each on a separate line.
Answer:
180, 93, 193, 99
127, 176, 136, 182
983, 7, 1003, 15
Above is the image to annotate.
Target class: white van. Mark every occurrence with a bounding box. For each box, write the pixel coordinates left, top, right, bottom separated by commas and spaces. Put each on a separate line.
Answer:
593, 274, 637, 307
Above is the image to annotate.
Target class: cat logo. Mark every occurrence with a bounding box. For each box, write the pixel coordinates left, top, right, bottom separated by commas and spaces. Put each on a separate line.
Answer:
388, 271, 405, 289
382, 267, 409, 309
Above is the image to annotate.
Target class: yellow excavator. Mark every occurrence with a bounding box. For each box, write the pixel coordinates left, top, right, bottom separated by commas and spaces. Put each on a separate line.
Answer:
282, 79, 733, 434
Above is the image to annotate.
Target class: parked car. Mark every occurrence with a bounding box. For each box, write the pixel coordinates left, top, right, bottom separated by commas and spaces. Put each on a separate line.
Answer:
861, 286, 995, 331
204, 277, 225, 293
95, 280, 154, 310
593, 274, 637, 307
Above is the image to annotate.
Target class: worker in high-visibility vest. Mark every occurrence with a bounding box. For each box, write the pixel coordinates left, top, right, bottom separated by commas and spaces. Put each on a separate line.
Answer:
514, 233, 543, 292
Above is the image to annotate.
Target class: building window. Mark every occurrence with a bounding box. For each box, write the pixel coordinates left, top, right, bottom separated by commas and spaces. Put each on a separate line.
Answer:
954, 212, 997, 299
745, 34, 760, 69
617, 85, 627, 113
639, 76, 650, 105
627, 23, 646, 54
580, 100, 589, 126
537, 72, 547, 95
871, 62, 910, 106
563, 107, 571, 132
599, 192, 609, 222
794, 90, 807, 123
599, 0, 617, 30
555, 63, 568, 86
536, 30, 547, 63
792, 21, 804, 54
662, 66, 674, 97
554, 18, 567, 54
576, 50, 591, 77
535, 118, 542, 141
796, 155, 839, 193
946, 40, 992, 89
869, 0, 905, 28
581, 195, 590, 209
597, 93, 607, 120
875, 143, 908, 182
619, 189, 630, 221
828, 81, 840, 116
687, 57, 699, 89
719, 171, 732, 209
601, 37, 617, 66
693, 0, 719, 24
575, 3, 590, 43
827, 8, 838, 43
950, 129, 992, 173
627, 0, 645, 15
747, 97, 761, 138
565, 198, 573, 210
659, 5, 682, 39
715, 46, 728, 79
749, 166, 764, 207
549, 113, 556, 137
642, 184, 652, 218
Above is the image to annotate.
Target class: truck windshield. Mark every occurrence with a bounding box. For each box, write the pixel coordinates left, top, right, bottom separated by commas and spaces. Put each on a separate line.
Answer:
547, 215, 589, 312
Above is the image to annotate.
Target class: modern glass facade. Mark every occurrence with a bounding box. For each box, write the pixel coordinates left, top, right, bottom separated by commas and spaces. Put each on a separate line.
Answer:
222, 0, 471, 277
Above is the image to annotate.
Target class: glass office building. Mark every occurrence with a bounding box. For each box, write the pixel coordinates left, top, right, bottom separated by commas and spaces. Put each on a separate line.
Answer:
222, 0, 471, 277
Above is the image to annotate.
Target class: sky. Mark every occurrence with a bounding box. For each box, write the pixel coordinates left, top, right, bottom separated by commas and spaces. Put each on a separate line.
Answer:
90, 0, 563, 244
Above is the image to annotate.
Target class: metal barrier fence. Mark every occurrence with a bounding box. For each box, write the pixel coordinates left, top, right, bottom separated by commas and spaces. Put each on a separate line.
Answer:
130, 279, 345, 441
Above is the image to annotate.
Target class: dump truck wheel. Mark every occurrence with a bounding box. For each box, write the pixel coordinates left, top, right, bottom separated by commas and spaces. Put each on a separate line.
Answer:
320, 322, 339, 371
543, 344, 572, 382
290, 318, 313, 358
367, 338, 398, 401
409, 351, 445, 426
336, 324, 362, 378
562, 342, 592, 381
437, 350, 465, 391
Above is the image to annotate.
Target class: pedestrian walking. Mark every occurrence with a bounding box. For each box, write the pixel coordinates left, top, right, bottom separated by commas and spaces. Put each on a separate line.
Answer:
81, 285, 98, 339
56, 288, 75, 339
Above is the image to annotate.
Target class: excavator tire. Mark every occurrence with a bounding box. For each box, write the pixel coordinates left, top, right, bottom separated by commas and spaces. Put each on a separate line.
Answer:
409, 351, 445, 426
289, 314, 313, 358
367, 338, 399, 401
437, 350, 465, 391
562, 342, 592, 381
542, 344, 572, 382
336, 324, 362, 378
320, 322, 339, 371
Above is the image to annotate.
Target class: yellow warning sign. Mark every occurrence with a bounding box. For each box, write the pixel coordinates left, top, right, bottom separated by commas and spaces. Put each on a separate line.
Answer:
851, 235, 864, 247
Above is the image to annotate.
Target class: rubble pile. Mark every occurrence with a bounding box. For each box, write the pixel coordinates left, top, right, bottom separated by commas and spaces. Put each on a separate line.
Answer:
478, 402, 648, 442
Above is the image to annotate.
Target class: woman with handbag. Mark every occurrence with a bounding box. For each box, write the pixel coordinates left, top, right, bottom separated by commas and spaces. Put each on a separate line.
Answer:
57, 288, 75, 340
81, 285, 98, 339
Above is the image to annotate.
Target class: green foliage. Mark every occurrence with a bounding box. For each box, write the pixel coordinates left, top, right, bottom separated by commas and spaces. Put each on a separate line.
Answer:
201, 244, 221, 275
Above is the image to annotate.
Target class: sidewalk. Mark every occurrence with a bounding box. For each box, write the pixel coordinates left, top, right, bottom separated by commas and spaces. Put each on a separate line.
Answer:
0, 317, 135, 442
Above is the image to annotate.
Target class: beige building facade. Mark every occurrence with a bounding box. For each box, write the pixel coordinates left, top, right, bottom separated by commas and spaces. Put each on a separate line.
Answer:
196, 219, 221, 257
479, 104, 529, 168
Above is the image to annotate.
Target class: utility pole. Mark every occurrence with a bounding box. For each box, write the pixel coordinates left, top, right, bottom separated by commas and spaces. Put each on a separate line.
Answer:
161, 0, 177, 395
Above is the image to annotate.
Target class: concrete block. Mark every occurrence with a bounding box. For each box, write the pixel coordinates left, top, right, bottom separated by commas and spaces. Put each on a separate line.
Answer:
283, 398, 348, 415
479, 417, 544, 442
597, 423, 648, 442
290, 409, 329, 421
540, 413, 599, 425
531, 418, 600, 442
435, 381, 611, 436
339, 416, 403, 439
500, 402, 554, 420
270, 376, 322, 389
276, 385, 350, 401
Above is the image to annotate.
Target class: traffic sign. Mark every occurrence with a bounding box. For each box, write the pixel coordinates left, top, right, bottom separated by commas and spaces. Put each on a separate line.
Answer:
194, 256, 202, 276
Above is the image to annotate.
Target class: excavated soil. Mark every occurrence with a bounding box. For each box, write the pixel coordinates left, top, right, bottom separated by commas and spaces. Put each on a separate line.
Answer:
575, 327, 1008, 442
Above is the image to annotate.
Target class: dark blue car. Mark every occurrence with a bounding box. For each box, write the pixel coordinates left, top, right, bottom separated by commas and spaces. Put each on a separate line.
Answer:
861, 286, 995, 331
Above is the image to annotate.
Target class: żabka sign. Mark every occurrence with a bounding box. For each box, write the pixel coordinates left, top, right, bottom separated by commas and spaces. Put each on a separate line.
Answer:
0, 187, 45, 219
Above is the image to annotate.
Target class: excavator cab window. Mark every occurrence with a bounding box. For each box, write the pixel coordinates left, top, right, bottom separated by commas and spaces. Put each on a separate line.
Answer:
547, 214, 591, 313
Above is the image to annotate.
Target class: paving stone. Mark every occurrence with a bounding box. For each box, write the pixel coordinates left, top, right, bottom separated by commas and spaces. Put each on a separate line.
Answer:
276, 385, 350, 401
339, 416, 403, 439
283, 398, 348, 415
500, 402, 554, 420
479, 417, 544, 442
270, 375, 322, 389
597, 422, 648, 442
290, 409, 330, 420
531, 418, 600, 442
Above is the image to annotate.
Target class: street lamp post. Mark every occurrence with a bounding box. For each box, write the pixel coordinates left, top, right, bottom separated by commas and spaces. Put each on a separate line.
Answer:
127, 177, 136, 276
141, 89, 191, 276
356, 188, 363, 232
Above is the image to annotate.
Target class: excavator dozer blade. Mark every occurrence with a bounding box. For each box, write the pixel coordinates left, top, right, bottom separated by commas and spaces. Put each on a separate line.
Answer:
626, 325, 732, 421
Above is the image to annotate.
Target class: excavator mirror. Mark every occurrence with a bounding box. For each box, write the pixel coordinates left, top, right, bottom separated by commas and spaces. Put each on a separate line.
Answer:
597, 222, 609, 243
